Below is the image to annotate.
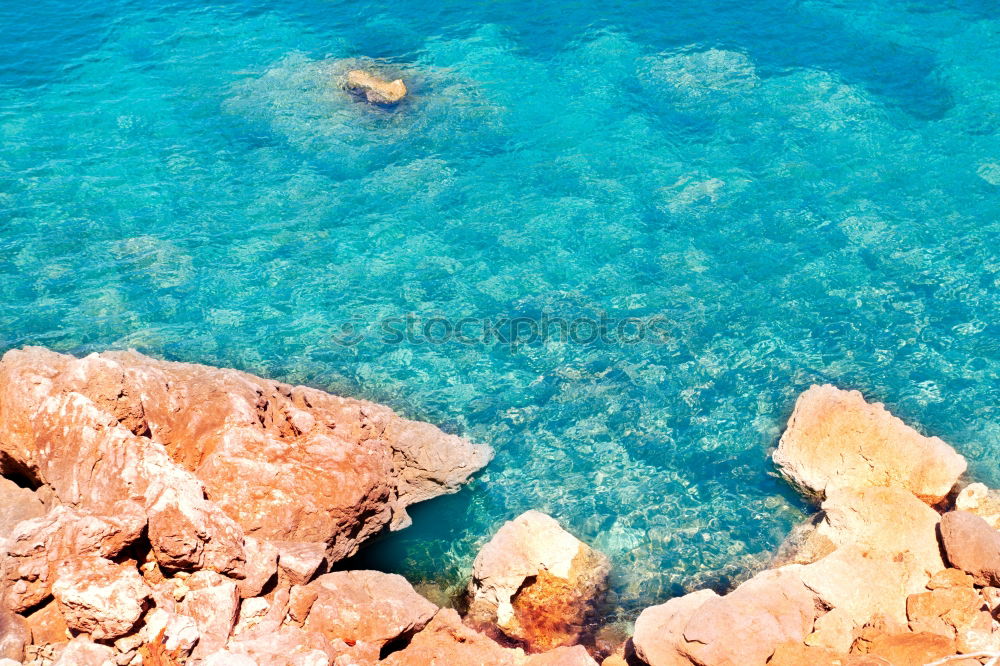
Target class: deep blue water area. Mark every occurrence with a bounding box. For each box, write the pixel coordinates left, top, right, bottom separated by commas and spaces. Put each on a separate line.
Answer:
2, 0, 999, 619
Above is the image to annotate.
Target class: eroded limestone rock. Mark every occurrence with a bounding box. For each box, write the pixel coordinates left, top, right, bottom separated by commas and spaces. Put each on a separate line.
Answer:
51, 556, 151, 640
467, 511, 610, 652
773, 384, 966, 504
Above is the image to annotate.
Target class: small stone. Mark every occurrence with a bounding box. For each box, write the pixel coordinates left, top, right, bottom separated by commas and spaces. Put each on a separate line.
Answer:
234, 597, 270, 636
51, 637, 115, 666
178, 571, 239, 659
276, 541, 326, 587
927, 568, 975, 590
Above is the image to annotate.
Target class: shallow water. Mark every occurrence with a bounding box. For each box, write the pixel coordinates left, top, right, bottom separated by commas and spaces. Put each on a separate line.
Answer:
2, 0, 999, 619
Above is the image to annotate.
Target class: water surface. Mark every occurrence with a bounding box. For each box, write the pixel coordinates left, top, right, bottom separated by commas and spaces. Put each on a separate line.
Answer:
2, 0, 999, 619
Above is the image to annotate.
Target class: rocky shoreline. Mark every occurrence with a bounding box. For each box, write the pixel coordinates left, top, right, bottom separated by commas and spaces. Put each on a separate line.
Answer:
1, 347, 999, 666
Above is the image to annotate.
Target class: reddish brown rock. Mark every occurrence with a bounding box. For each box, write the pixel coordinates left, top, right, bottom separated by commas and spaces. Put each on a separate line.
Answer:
0, 503, 145, 612
906, 585, 985, 638
0, 349, 245, 575
939, 510, 1000, 586
860, 632, 955, 666
524, 645, 600, 665
51, 556, 151, 640
297, 571, 437, 649
212, 625, 336, 665
378, 608, 597, 666
23, 599, 69, 647
773, 385, 966, 504
380, 608, 514, 666
0, 347, 491, 570
467, 511, 610, 652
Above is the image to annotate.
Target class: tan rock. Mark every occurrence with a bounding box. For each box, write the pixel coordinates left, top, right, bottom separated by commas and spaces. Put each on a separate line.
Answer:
862, 632, 955, 666
234, 597, 270, 637
298, 571, 437, 649
806, 608, 857, 653
799, 545, 923, 627
679, 567, 820, 666
467, 511, 610, 651
51, 557, 151, 640
773, 385, 966, 504
525, 645, 600, 665
927, 568, 975, 590
344, 70, 407, 104
50, 637, 114, 666
940, 510, 1000, 586
956, 483, 1000, 528
178, 571, 239, 658
236, 536, 278, 598
0, 609, 28, 662
0, 477, 45, 535
906, 585, 985, 638
850, 613, 909, 654
769, 642, 891, 665
815, 485, 944, 578
633, 588, 719, 666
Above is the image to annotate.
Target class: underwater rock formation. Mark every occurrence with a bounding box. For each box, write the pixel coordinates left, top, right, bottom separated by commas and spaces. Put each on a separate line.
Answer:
344, 70, 407, 105
630, 384, 1000, 666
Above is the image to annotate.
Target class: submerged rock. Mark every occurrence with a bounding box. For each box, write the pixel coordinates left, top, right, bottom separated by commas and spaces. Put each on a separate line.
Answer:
467, 510, 610, 652
773, 384, 966, 504
345, 69, 407, 104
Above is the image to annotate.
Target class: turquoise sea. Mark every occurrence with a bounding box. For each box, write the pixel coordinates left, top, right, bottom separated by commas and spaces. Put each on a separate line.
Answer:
2, 0, 999, 620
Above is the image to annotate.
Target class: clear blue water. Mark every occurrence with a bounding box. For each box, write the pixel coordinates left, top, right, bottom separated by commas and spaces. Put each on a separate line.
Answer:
3, 0, 1000, 621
